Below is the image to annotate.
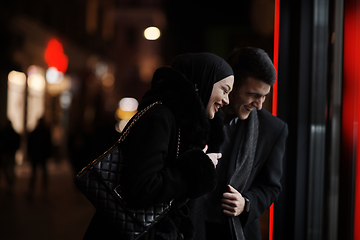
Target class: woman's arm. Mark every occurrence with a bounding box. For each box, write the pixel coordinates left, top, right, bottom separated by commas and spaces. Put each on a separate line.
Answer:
120, 107, 217, 207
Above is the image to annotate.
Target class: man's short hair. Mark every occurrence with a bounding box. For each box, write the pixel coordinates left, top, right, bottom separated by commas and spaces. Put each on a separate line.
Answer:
227, 47, 277, 87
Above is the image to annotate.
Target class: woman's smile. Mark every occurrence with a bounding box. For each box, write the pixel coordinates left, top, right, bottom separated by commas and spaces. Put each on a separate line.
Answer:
206, 76, 234, 119
214, 103, 223, 112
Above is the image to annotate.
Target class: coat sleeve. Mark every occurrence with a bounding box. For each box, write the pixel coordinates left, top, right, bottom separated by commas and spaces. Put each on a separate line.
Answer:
120, 107, 217, 207
240, 122, 288, 227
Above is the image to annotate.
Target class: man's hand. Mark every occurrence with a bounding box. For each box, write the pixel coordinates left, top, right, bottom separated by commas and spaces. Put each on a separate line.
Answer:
221, 185, 245, 217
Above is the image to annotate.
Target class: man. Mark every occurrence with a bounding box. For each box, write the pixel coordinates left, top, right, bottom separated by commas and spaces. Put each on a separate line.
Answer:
201, 47, 288, 240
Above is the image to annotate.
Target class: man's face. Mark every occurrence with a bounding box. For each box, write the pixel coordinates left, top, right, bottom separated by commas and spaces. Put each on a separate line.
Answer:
229, 77, 271, 120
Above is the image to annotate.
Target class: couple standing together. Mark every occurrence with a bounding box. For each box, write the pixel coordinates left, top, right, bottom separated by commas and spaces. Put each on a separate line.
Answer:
83, 47, 288, 240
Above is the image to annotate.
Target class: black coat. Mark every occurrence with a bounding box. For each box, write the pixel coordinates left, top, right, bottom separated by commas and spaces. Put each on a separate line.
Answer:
83, 67, 225, 240
189, 108, 288, 240
236, 109, 288, 240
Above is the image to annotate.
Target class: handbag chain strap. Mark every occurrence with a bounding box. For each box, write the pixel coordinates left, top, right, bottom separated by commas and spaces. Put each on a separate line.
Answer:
118, 101, 181, 157
119, 101, 162, 142
176, 128, 180, 158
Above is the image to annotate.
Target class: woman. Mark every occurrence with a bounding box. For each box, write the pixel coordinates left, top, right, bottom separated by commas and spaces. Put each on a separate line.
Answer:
83, 52, 234, 240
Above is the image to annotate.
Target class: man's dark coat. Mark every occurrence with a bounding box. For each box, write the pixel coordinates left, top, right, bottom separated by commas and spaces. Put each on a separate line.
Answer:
190, 108, 288, 240
236, 109, 288, 239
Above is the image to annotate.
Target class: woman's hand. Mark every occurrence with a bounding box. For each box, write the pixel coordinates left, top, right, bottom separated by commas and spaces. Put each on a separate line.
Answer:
203, 145, 222, 167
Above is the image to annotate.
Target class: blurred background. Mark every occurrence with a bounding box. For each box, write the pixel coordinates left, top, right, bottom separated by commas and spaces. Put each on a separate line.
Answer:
0, 0, 360, 240
0, 0, 276, 239
0, 0, 276, 174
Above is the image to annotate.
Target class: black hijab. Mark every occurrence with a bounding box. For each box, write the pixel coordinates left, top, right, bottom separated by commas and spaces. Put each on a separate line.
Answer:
171, 52, 233, 106
137, 52, 231, 153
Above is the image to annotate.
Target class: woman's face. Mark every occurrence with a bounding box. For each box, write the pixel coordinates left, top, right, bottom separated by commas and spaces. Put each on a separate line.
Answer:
206, 75, 234, 119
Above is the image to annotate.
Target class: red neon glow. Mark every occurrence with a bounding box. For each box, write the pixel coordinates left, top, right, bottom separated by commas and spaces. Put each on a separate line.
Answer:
270, 1, 280, 240
272, 0, 280, 118
343, 0, 360, 238
44, 38, 68, 73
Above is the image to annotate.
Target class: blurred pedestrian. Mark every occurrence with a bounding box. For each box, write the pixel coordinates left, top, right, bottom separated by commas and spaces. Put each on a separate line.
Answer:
27, 117, 52, 193
0, 119, 20, 191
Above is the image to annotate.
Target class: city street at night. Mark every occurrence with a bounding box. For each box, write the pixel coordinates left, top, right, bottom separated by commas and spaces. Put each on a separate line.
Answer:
0, 159, 95, 240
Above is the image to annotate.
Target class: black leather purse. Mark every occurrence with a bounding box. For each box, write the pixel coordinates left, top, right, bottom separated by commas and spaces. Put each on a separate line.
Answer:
75, 101, 176, 240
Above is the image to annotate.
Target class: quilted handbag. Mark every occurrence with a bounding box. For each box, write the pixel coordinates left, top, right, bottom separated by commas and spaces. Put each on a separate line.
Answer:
75, 101, 177, 240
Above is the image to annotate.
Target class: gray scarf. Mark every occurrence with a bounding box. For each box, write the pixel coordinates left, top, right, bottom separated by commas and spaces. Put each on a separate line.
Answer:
202, 110, 259, 240
229, 110, 259, 240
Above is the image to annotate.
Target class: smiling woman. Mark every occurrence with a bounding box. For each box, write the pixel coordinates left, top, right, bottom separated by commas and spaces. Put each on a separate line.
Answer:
82, 52, 234, 240
206, 75, 234, 119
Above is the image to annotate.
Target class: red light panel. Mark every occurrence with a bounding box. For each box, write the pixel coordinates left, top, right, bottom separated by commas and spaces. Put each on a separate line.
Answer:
44, 38, 68, 73
270, 1, 280, 240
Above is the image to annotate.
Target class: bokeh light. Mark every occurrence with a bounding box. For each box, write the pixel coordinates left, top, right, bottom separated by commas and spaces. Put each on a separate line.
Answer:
46, 67, 64, 84
144, 26, 161, 40
8, 70, 26, 87
119, 97, 138, 112
60, 91, 72, 109
44, 38, 68, 73
28, 73, 46, 91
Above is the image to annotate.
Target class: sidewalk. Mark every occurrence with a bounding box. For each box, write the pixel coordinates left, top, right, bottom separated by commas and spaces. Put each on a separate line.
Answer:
0, 159, 95, 240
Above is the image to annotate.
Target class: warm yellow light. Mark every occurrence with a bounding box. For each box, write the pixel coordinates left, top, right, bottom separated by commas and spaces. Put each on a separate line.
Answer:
102, 73, 115, 87
115, 108, 137, 120
144, 27, 161, 40
7, 70, 26, 134
28, 73, 46, 91
115, 97, 138, 120
47, 75, 71, 96
118, 119, 130, 132
8, 70, 26, 86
